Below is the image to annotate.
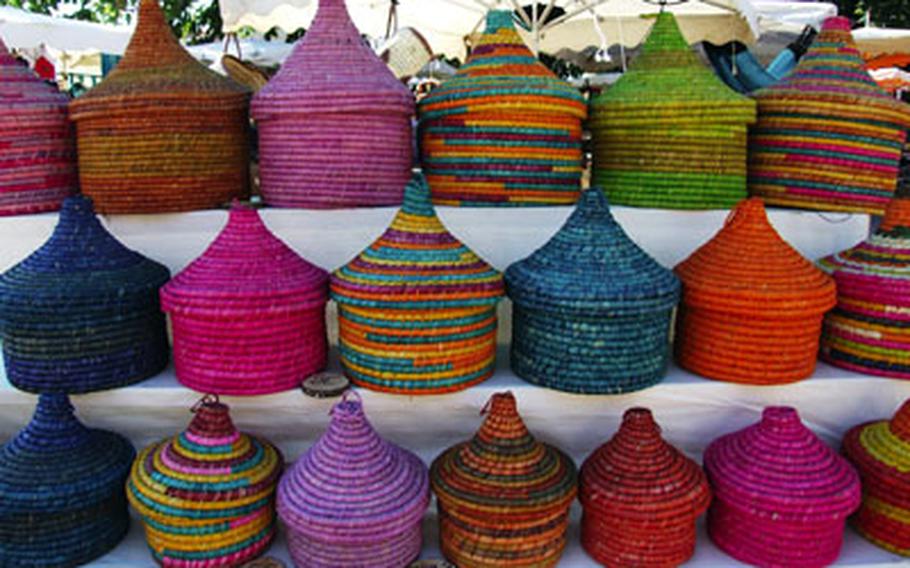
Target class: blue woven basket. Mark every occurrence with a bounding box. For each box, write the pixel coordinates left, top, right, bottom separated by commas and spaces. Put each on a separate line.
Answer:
0, 393, 135, 567
0, 195, 170, 393
505, 189, 680, 393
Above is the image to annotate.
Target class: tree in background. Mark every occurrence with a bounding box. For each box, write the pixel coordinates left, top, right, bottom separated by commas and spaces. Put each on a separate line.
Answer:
835, 0, 909, 28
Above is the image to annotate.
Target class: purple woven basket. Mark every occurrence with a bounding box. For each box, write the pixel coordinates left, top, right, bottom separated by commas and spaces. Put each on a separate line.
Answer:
277, 392, 429, 567
251, 0, 415, 208
0, 38, 76, 216
704, 407, 861, 567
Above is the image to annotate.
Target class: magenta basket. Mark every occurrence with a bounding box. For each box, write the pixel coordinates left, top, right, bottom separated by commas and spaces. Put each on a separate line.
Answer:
251, 0, 415, 208
704, 407, 861, 567
277, 392, 429, 568
160, 204, 328, 395
0, 38, 76, 215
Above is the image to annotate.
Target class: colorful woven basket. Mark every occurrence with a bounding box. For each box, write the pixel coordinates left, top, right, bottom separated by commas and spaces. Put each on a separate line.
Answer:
674, 198, 836, 384
161, 204, 328, 395
818, 181, 910, 377
330, 173, 504, 394
430, 392, 577, 567
68, 0, 250, 214
749, 16, 910, 215
278, 392, 430, 567
843, 399, 910, 555
128, 396, 283, 567
0, 38, 76, 216
418, 10, 587, 206
589, 12, 756, 209
580, 408, 711, 567
505, 188, 679, 393
251, 0, 414, 208
0, 195, 170, 393
0, 394, 134, 567
704, 406, 861, 567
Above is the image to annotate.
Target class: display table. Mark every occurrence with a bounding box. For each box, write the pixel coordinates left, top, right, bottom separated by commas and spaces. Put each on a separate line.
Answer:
2, 205, 905, 567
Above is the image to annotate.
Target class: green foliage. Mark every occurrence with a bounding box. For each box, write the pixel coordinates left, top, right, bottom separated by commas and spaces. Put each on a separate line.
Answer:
0, 0, 224, 44
834, 0, 910, 28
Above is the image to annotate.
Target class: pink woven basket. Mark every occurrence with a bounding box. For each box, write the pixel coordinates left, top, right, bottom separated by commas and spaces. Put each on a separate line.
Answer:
704, 407, 861, 567
251, 0, 415, 208
160, 205, 328, 395
0, 39, 76, 216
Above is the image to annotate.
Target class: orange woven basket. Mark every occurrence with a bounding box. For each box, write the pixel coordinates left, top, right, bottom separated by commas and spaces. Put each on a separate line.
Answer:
673, 198, 836, 384
69, 0, 250, 214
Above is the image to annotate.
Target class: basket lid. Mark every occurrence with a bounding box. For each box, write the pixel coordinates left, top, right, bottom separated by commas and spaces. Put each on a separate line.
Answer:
843, 399, 910, 487
580, 408, 710, 519
330, 174, 504, 309
0, 195, 170, 323
674, 198, 836, 315
430, 392, 577, 519
70, 0, 248, 117
418, 10, 586, 121
505, 189, 679, 315
160, 204, 328, 314
704, 406, 860, 522
251, 0, 413, 117
277, 392, 429, 542
0, 38, 70, 115
755, 16, 910, 129
0, 394, 135, 515
590, 12, 755, 123
129, 396, 283, 504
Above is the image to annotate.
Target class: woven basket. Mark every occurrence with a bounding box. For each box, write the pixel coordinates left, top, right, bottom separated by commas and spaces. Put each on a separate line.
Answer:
818, 180, 910, 377
580, 408, 711, 567
674, 198, 836, 384
418, 10, 587, 206
589, 12, 756, 209
68, 0, 250, 214
505, 189, 679, 394
0, 38, 76, 216
749, 16, 910, 215
330, 173, 504, 394
0, 394, 134, 567
278, 392, 430, 567
843, 399, 910, 556
704, 407, 861, 567
128, 396, 283, 567
431, 392, 577, 567
251, 0, 414, 208
161, 204, 328, 395
0, 195, 170, 393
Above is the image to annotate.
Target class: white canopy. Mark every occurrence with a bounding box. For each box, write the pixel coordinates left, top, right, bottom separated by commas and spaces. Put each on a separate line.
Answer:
0, 5, 132, 54
219, 0, 760, 57
853, 26, 910, 56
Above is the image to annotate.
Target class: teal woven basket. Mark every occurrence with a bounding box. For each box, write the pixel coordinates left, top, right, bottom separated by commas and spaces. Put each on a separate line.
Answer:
505, 189, 680, 393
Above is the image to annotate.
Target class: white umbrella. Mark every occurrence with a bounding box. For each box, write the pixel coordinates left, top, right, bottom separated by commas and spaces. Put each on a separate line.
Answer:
219, 0, 760, 58
853, 26, 910, 57
0, 5, 132, 54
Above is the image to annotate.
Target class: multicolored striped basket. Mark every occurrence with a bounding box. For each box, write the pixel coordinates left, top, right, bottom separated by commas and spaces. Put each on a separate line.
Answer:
277, 392, 430, 567
580, 408, 711, 567
68, 0, 250, 214
818, 181, 910, 377
704, 406, 861, 567
161, 204, 328, 395
0, 394, 135, 567
674, 198, 836, 384
505, 188, 679, 393
0, 38, 76, 216
418, 10, 587, 206
0, 195, 170, 393
330, 173, 504, 394
589, 12, 756, 209
843, 399, 910, 556
128, 396, 283, 567
749, 16, 910, 215
431, 392, 577, 567
252, 0, 414, 208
